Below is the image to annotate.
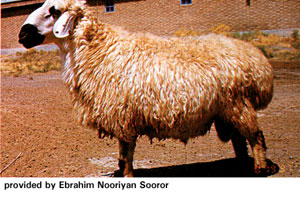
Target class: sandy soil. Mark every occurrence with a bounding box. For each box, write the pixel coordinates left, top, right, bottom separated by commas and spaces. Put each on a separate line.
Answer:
1, 61, 299, 177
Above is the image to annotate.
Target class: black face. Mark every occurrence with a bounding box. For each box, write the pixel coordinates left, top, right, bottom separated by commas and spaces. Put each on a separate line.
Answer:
18, 24, 45, 49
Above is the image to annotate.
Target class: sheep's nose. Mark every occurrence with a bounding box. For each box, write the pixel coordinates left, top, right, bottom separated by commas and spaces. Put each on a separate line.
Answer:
18, 24, 45, 49
19, 24, 38, 42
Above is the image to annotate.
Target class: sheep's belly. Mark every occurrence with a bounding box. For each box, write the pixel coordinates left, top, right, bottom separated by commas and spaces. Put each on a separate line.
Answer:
139, 120, 214, 143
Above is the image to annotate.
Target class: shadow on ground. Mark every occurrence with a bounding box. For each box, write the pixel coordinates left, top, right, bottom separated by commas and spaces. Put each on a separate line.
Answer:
114, 158, 279, 177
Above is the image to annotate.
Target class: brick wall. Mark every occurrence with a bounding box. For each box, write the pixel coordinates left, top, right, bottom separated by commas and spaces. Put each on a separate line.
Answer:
89, 0, 300, 35
1, 0, 300, 49
1, 3, 43, 49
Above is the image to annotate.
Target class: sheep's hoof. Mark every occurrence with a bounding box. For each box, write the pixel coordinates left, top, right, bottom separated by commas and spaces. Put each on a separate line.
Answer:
254, 167, 262, 175
113, 170, 123, 177
117, 159, 134, 177
266, 162, 279, 175
254, 161, 279, 176
124, 172, 134, 177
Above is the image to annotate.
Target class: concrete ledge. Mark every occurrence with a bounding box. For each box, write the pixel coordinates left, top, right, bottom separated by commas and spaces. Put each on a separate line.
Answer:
1, 28, 299, 55
1, 44, 59, 55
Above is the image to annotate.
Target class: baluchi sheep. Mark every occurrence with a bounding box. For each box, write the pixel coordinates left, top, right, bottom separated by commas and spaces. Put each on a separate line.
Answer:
19, 0, 277, 177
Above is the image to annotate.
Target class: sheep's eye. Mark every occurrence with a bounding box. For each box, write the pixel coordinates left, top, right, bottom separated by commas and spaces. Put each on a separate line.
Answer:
49, 6, 61, 18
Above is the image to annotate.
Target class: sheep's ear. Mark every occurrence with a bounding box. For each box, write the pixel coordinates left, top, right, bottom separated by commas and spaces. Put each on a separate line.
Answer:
53, 12, 76, 38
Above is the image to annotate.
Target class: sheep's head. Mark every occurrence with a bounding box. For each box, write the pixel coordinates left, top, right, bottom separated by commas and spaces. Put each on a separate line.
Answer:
19, 0, 86, 49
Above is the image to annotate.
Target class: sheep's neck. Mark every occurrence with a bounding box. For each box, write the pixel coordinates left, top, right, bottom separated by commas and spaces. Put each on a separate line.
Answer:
58, 15, 119, 93
74, 15, 118, 49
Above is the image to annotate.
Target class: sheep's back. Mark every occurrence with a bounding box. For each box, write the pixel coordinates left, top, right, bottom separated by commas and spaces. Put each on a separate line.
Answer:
182, 34, 274, 110
67, 26, 273, 142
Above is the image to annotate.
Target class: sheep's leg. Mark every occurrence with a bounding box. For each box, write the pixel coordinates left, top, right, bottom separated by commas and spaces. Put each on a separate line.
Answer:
234, 118, 268, 173
235, 111, 268, 173
118, 139, 136, 177
215, 118, 249, 158
249, 130, 278, 175
231, 130, 249, 159
248, 130, 270, 174
223, 100, 273, 175
214, 117, 234, 142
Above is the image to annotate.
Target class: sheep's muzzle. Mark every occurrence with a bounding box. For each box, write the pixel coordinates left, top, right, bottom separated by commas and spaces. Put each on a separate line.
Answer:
19, 24, 45, 49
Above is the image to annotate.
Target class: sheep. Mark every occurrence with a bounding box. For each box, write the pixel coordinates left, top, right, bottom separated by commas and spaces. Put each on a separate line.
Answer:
19, 0, 277, 177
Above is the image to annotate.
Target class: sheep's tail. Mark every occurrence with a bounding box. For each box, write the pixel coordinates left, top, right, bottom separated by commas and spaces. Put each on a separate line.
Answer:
246, 60, 274, 111
209, 34, 274, 111
249, 82, 273, 111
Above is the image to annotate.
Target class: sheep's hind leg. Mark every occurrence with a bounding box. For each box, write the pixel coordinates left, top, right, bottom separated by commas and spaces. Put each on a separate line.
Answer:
231, 130, 249, 159
233, 117, 268, 174
118, 139, 136, 177
214, 118, 249, 158
223, 100, 277, 175
249, 130, 277, 175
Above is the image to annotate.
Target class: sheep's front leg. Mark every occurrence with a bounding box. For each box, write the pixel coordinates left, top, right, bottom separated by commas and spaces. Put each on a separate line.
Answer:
118, 139, 136, 177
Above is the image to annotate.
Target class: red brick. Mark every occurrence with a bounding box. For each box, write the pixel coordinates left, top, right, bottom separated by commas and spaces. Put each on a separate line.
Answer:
1, 0, 300, 49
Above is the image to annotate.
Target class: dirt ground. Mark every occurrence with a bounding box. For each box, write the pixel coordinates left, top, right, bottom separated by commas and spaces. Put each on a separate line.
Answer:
1, 61, 299, 177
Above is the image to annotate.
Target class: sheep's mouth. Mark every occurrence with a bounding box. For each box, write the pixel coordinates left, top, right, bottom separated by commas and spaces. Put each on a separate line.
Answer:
19, 24, 45, 49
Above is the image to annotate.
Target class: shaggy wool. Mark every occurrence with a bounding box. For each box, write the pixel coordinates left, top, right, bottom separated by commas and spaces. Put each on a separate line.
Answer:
59, 1, 273, 143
